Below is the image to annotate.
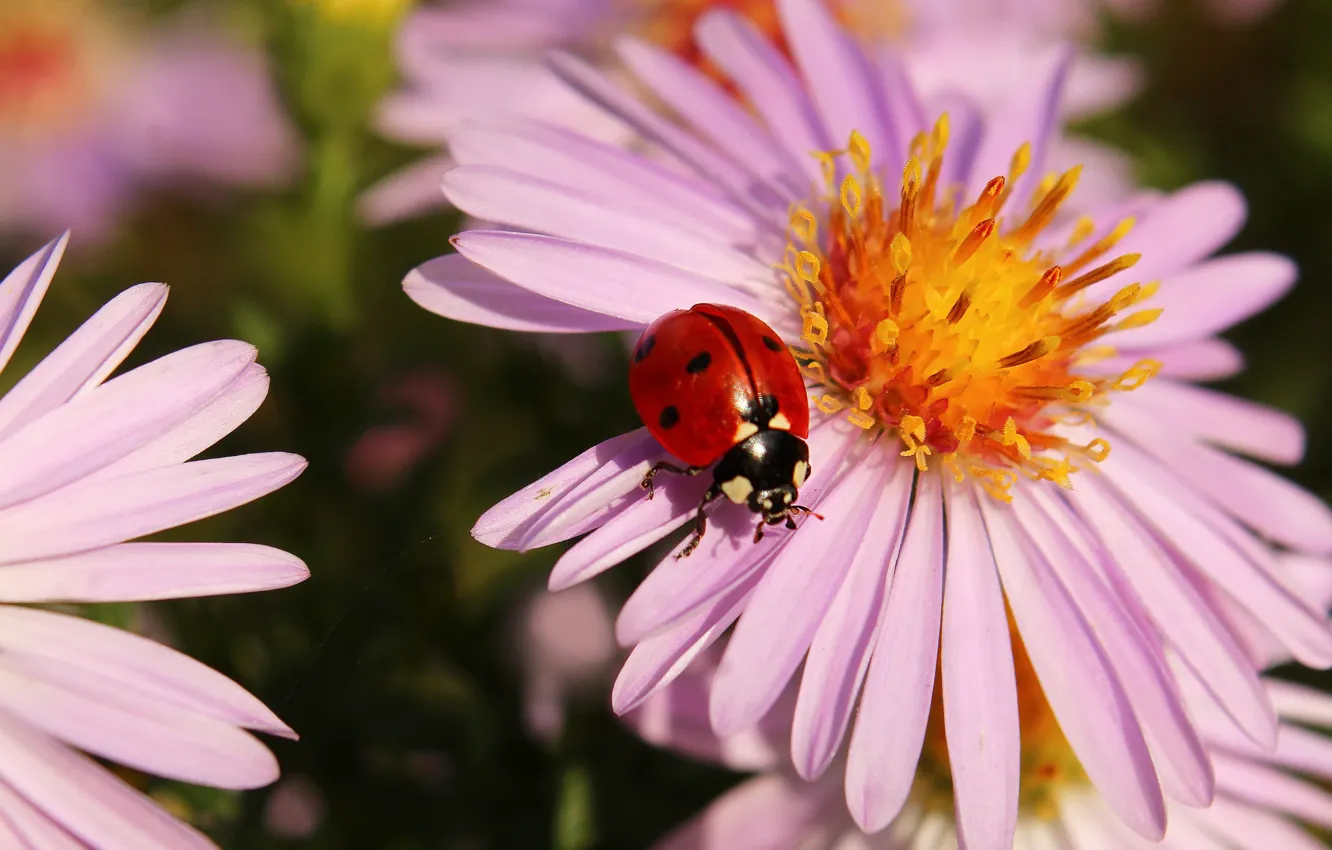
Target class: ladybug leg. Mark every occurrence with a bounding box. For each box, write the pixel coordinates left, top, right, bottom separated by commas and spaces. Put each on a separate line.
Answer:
677, 485, 720, 559
790, 505, 825, 522
641, 461, 704, 500
753, 516, 767, 545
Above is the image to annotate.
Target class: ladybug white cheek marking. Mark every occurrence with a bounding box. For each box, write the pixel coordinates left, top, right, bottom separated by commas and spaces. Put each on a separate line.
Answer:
793, 460, 809, 487
768, 412, 792, 431
721, 476, 754, 505
733, 422, 759, 442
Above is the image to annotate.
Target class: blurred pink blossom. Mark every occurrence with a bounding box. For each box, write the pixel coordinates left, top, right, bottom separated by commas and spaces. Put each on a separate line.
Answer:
519, 583, 618, 741
0, 1, 299, 243
346, 371, 458, 493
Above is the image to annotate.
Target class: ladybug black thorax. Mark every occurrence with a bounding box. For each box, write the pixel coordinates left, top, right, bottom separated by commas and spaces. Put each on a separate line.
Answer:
713, 429, 811, 524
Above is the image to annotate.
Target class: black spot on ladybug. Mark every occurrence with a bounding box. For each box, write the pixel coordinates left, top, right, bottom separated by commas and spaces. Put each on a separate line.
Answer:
762, 335, 783, 352
685, 351, 712, 374
634, 334, 656, 363
659, 405, 681, 429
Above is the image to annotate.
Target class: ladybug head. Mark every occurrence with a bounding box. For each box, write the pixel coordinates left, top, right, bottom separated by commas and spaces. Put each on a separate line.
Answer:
713, 429, 812, 529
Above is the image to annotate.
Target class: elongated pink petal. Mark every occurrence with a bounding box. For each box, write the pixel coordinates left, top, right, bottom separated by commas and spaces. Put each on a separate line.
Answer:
940, 478, 1019, 850
1114, 252, 1296, 347
1212, 751, 1332, 829
844, 472, 944, 830
1266, 679, 1332, 729
611, 574, 758, 714
0, 715, 216, 850
0, 655, 278, 789
1114, 182, 1247, 283
92, 363, 270, 479
616, 426, 854, 645
471, 428, 656, 549
710, 458, 889, 737
0, 341, 256, 511
0, 282, 166, 440
651, 773, 840, 850
0, 774, 131, 849
0, 234, 65, 379
548, 474, 708, 592
443, 166, 770, 281
0, 542, 308, 603
0, 453, 306, 565
790, 459, 917, 780
1120, 379, 1304, 465
616, 38, 800, 196
452, 231, 769, 326
1020, 489, 1214, 807
981, 497, 1165, 839
358, 152, 455, 225
777, 0, 895, 170
1069, 475, 1276, 746
1189, 797, 1325, 850
406, 253, 635, 334
445, 121, 756, 241
694, 10, 828, 186
0, 606, 292, 738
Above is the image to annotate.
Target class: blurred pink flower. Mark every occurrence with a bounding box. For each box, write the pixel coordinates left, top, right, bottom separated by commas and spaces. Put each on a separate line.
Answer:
0, 234, 308, 847
1105, 0, 1283, 25
264, 774, 327, 839
0, 1, 299, 242
519, 583, 618, 741
630, 552, 1332, 849
362, 0, 1137, 224
345, 371, 458, 493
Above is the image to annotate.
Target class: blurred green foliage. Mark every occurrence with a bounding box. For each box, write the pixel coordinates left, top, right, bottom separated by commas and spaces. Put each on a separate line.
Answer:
3, 0, 1332, 847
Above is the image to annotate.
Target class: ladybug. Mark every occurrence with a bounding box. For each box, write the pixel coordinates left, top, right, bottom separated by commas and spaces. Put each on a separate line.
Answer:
630, 303, 819, 558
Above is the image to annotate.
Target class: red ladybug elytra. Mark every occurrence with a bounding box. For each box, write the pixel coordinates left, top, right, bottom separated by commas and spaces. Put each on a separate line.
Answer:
630, 303, 819, 558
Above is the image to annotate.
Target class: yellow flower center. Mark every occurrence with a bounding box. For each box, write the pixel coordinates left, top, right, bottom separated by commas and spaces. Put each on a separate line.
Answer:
916, 623, 1087, 819
783, 117, 1162, 501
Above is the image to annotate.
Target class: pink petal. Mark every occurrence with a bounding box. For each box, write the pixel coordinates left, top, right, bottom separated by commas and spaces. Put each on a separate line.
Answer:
358, 153, 455, 226
0, 234, 66, 379
776, 0, 896, 170
0, 341, 256, 510
616, 38, 799, 196
1020, 489, 1214, 808
546, 53, 771, 212
1212, 751, 1332, 829
790, 458, 917, 781
1069, 474, 1277, 746
981, 497, 1165, 839
843, 471, 945, 830
93, 363, 271, 479
616, 425, 854, 645
471, 428, 657, 550
0, 653, 278, 789
0, 777, 86, 848
650, 773, 840, 850
548, 473, 708, 592
694, 10, 828, 186
442, 166, 770, 281
0, 282, 166, 440
445, 121, 756, 241
1087, 337, 1245, 382
451, 231, 768, 326
1114, 252, 1296, 348
1114, 182, 1247, 284
0, 453, 307, 565
940, 479, 1019, 850
0, 607, 292, 737
1266, 679, 1332, 729
1118, 379, 1304, 466
710, 458, 890, 737
406, 253, 635, 334
0, 714, 215, 850
1101, 440, 1332, 663
1189, 797, 1325, 850
0, 542, 308, 603
611, 573, 758, 715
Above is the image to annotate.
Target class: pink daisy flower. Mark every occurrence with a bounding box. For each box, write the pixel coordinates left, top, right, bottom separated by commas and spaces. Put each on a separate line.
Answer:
631, 552, 1332, 850
406, 0, 1332, 845
363, 0, 1138, 224
0, 234, 308, 848
0, 1, 299, 242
